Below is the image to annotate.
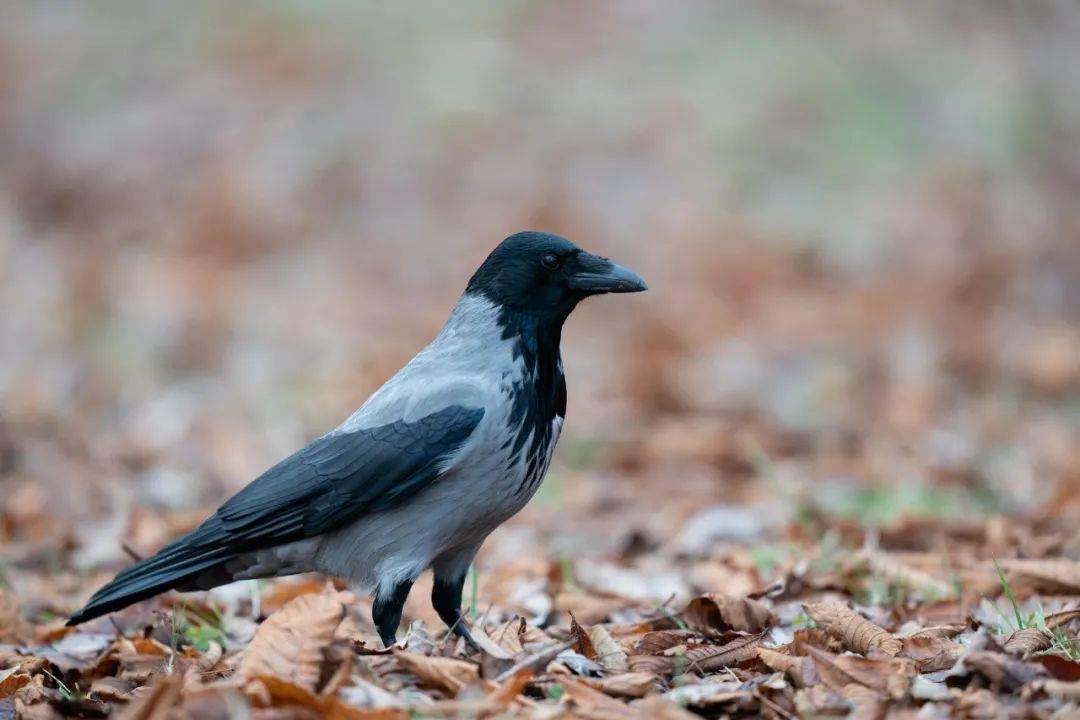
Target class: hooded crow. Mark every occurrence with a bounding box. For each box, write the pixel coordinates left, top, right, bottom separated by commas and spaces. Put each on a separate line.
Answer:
68, 231, 647, 649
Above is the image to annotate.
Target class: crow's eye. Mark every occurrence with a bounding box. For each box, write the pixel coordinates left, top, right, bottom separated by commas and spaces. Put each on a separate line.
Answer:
540, 253, 560, 270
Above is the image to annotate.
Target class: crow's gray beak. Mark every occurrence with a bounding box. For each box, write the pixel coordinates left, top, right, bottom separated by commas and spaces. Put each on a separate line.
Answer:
568, 253, 648, 294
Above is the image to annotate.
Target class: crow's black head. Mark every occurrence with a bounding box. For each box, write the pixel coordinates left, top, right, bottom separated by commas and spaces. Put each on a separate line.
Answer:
466, 231, 647, 315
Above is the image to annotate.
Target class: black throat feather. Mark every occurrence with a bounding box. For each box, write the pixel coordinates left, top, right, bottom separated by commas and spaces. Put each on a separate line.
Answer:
496, 307, 567, 482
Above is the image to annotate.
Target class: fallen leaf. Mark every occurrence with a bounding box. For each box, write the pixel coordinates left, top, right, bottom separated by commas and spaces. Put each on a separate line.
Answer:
682, 594, 775, 634
633, 630, 698, 654
237, 590, 351, 692
247, 676, 403, 719
560, 677, 644, 718
588, 625, 629, 672
585, 671, 658, 698
1002, 627, 1052, 656
392, 649, 479, 695
632, 695, 701, 719
899, 634, 961, 672
1031, 678, 1080, 701
569, 612, 598, 660
662, 679, 752, 710
803, 601, 901, 656
961, 651, 1042, 691
688, 633, 764, 673
0, 592, 32, 644
0, 668, 30, 700
997, 559, 1080, 594
794, 685, 851, 716
757, 646, 818, 687
805, 646, 913, 699
1044, 607, 1080, 630
117, 675, 182, 720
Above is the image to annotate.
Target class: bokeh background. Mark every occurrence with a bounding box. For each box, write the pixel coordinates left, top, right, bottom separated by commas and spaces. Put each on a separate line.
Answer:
1, 2, 1078, 607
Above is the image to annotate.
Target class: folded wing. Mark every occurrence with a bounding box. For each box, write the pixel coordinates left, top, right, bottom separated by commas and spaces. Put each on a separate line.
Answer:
67, 404, 484, 624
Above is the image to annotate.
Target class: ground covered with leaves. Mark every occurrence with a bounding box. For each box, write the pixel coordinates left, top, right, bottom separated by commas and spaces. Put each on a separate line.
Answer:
2, 507, 1079, 718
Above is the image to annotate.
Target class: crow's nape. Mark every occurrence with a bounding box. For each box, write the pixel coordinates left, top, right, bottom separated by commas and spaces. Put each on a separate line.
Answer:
67, 522, 235, 626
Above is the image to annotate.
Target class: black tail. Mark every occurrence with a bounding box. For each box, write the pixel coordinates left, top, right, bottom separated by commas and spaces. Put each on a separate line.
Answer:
67, 520, 235, 626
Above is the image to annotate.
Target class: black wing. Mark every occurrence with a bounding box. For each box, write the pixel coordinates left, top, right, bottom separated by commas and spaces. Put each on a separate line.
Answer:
68, 404, 484, 624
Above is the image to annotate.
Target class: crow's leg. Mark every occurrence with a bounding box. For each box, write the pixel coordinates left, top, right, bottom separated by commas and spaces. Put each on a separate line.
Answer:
372, 578, 413, 648
432, 544, 481, 652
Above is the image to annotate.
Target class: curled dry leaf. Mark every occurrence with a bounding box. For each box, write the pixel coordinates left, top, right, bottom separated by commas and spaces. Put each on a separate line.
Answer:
681, 633, 764, 674
804, 646, 913, 700
682, 594, 775, 634
1044, 608, 1080, 630
899, 635, 962, 673
237, 590, 350, 692
1002, 627, 1052, 656
569, 612, 598, 660
756, 646, 818, 687
803, 601, 901, 656
585, 671, 658, 698
392, 650, 479, 695
588, 625, 629, 672
633, 630, 698, 655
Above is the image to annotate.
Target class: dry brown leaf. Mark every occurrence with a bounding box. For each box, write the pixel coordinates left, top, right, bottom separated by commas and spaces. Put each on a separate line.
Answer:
569, 612, 598, 660
662, 680, 752, 710
840, 683, 886, 720
683, 633, 764, 673
1002, 627, 1052, 656
561, 677, 645, 718
906, 625, 965, 639
997, 559, 1080, 594
962, 651, 1042, 691
1029, 654, 1080, 681
757, 646, 818, 687
554, 592, 625, 624
237, 590, 350, 692
117, 675, 182, 720
392, 649, 480, 695
585, 671, 658, 698
1033, 679, 1080, 701
899, 634, 961, 672
795, 685, 851, 716
88, 677, 134, 703
632, 695, 701, 719
485, 617, 526, 656
261, 578, 333, 614
804, 646, 913, 699
1044, 607, 1080, 630
485, 668, 533, 711
682, 594, 775, 633
247, 676, 404, 719
0, 592, 32, 645
633, 630, 698, 654
803, 601, 901, 656
0, 668, 30, 700
588, 625, 629, 672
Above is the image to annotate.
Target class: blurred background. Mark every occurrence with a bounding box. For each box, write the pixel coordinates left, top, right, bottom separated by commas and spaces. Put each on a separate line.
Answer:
1, 2, 1078, 603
